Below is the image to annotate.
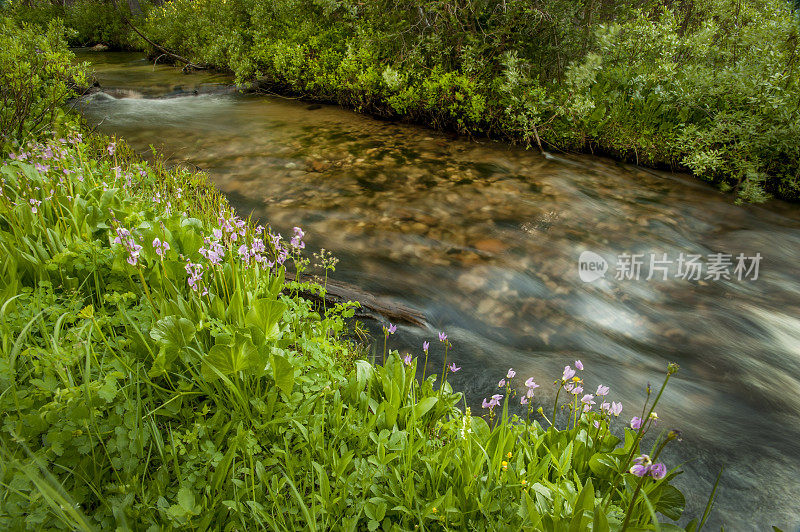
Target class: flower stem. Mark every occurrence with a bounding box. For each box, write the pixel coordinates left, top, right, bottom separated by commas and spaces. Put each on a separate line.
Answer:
602, 369, 675, 511
620, 477, 646, 532
439, 342, 449, 394
552, 383, 563, 429
137, 268, 157, 311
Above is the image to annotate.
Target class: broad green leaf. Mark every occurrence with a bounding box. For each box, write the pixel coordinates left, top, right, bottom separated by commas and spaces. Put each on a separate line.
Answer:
180, 217, 204, 231
654, 483, 685, 521
355, 359, 373, 388
588, 453, 616, 478
245, 298, 286, 341
271, 352, 294, 395
471, 416, 491, 441
202, 336, 259, 379
148, 316, 196, 376
177, 486, 195, 512
413, 397, 437, 419
150, 315, 196, 353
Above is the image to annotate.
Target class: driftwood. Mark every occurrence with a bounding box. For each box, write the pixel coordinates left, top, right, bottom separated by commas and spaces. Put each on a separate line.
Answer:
284, 271, 426, 327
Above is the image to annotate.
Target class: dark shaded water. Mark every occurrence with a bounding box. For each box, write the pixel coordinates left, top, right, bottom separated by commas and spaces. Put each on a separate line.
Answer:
75, 51, 800, 530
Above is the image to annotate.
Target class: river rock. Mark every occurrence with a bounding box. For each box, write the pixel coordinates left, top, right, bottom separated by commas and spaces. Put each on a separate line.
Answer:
310, 160, 331, 172
473, 238, 508, 254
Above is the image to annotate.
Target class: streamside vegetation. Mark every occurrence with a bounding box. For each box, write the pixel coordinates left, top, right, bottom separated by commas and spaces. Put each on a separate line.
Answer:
0, 12, 719, 531
7, 0, 800, 202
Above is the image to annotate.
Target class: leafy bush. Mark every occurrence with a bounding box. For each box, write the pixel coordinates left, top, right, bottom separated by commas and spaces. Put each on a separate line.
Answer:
564, 0, 800, 202
63, 0, 133, 48
0, 135, 697, 529
4, 0, 147, 48
0, 16, 85, 143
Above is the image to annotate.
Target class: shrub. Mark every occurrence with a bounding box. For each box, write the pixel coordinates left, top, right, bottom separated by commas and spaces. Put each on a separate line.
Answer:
0, 17, 85, 143
63, 0, 133, 48
564, 0, 800, 202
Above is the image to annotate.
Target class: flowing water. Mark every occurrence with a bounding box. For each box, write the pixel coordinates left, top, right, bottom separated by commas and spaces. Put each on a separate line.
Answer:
74, 51, 800, 530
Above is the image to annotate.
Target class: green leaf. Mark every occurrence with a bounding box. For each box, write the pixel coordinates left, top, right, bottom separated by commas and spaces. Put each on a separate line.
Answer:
180, 217, 204, 231
271, 352, 294, 395
98, 377, 118, 403
592, 504, 610, 532
588, 453, 616, 478
202, 336, 259, 379
178, 229, 203, 257
149, 316, 196, 376
413, 397, 437, 418
266, 267, 285, 299
368, 497, 387, 522
471, 416, 491, 441
177, 486, 195, 512
654, 483, 685, 521
573, 478, 594, 516
150, 315, 196, 353
245, 298, 286, 341
355, 359, 373, 388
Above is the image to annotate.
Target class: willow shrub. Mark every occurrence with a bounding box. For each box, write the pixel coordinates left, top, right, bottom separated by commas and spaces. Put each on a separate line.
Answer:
4, 0, 144, 48
0, 16, 85, 143
563, 0, 800, 202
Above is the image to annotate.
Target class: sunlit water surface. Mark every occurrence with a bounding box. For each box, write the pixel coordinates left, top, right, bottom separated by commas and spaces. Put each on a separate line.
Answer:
75, 51, 800, 530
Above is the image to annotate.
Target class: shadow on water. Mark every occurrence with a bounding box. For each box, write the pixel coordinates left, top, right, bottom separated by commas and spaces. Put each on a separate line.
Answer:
75, 50, 800, 531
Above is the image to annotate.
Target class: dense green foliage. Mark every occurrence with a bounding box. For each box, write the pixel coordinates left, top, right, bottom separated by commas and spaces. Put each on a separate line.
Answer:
0, 15, 713, 530
6, 0, 140, 48
0, 17, 85, 142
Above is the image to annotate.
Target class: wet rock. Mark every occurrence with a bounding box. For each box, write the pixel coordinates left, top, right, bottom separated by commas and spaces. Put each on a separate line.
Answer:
90, 44, 110, 52
411, 222, 428, 233
458, 271, 488, 291
473, 238, 508, 254
477, 299, 496, 315
309, 160, 331, 172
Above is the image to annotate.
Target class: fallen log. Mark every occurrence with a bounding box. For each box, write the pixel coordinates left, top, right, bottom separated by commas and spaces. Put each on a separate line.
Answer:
284, 271, 426, 327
